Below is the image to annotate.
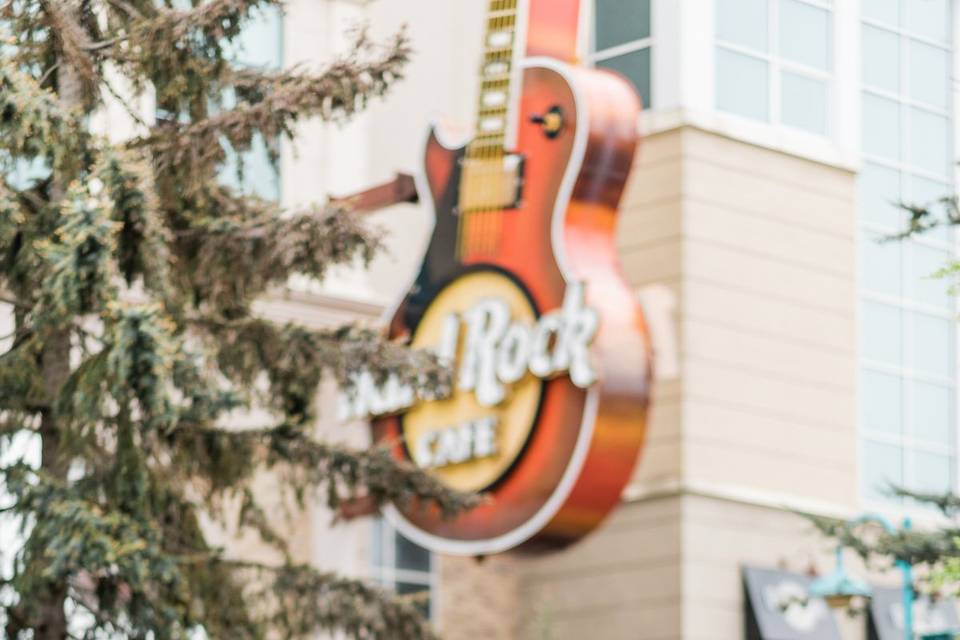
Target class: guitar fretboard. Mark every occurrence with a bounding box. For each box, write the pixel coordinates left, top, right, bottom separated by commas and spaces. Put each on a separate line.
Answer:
467, 0, 519, 160
459, 0, 521, 259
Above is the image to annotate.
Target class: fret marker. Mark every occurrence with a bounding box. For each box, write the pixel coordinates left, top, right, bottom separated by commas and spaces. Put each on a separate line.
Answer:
488, 31, 513, 48
485, 62, 509, 77
482, 92, 507, 107
481, 117, 505, 133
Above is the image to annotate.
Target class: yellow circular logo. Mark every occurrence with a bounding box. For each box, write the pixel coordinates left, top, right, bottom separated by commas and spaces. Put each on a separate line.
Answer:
402, 270, 542, 493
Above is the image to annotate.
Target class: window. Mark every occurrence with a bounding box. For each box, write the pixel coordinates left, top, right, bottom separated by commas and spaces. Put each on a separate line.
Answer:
715, 0, 833, 135
219, 5, 283, 201
858, 0, 955, 504
589, 0, 653, 108
371, 519, 434, 619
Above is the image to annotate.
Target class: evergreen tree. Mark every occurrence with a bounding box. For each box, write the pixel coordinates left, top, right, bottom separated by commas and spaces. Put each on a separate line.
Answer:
0, 1, 474, 638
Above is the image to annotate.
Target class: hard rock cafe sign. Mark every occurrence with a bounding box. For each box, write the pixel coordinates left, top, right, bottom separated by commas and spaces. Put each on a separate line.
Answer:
339, 0, 652, 555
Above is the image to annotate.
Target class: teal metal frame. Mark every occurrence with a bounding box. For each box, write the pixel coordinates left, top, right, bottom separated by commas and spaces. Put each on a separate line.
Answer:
809, 513, 915, 640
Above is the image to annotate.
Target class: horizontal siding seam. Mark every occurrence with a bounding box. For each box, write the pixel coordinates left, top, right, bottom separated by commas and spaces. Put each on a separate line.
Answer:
684, 192, 856, 240
683, 434, 852, 470
548, 599, 681, 628
681, 150, 857, 202
684, 233, 854, 280
684, 392, 851, 433
683, 353, 855, 393
683, 312, 856, 355
684, 275, 855, 318
522, 554, 682, 583
685, 395, 854, 437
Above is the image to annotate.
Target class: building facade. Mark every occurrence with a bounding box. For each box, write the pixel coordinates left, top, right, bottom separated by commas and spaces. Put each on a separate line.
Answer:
237, 1, 959, 639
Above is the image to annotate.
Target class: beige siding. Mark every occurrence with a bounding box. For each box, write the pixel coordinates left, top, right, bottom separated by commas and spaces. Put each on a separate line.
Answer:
483, 127, 860, 640
517, 497, 684, 640
681, 495, 867, 640
619, 129, 686, 493
676, 129, 858, 510
271, 114, 861, 637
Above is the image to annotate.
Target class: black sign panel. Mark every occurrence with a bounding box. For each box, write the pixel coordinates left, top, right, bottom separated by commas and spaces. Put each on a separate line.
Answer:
743, 566, 842, 640
868, 586, 960, 640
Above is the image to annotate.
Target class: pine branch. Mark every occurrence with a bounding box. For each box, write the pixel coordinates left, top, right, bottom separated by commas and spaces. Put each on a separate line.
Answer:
1, 3, 452, 637
225, 560, 439, 640
138, 0, 277, 42
883, 195, 960, 241
142, 29, 411, 180
169, 198, 383, 313
804, 510, 960, 568
891, 486, 960, 517
206, 316, 450, 422
167, 423, 479, 519
107, 0, 280, 117
3, 465, 193, 634
38, 0, 99, 99
0, 56, 89, 170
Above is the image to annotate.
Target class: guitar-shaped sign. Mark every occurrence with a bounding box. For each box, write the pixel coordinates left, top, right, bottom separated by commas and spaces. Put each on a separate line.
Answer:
343, 0, 652, 555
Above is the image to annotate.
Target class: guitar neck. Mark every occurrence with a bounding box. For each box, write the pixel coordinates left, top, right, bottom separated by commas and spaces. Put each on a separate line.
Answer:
467, 0, 521, 159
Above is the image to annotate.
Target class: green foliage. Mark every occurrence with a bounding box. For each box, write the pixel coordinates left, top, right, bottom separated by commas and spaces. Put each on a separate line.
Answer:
806, 489, 960, 595
0, 1, 475, 638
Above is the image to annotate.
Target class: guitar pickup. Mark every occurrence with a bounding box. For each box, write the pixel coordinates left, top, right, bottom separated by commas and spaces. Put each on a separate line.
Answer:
457, 154, 525, 214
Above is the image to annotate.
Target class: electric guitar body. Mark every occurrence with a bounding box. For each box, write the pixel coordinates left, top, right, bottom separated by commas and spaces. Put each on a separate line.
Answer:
370, 3, 651, 556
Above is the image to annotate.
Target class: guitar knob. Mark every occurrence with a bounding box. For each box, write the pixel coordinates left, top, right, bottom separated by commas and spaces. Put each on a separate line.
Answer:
530, 106, 564, 139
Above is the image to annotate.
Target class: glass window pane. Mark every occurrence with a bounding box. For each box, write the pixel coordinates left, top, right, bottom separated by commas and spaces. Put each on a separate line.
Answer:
220, 134, 280, 201
906, 0, 950, 43
911, 381, 952, 446
716, 48, 770, 121
863, 93, 900, 160
863, 0, 900, 27
912, 312, 952, 378
909, 108, 950, 177
595, 0, 651, 50
863, 440, 903, 501
717, 0, 769, 51
861, 230, 901, 296
218, 7, 282, 201
231, 6, 283, 69
860, 163, 903, 229
909, 41, 949, 109
908, 243, 951, 308
862, 369, 902, 436
862, 301, 903, 365
779, 0, 831, 70
397, 582, 431, 619
910, 451, 952, 494
781, 72, 827, 134
395, 533, 431, 572
862, 25, 900, 93
598, 48, 652, 109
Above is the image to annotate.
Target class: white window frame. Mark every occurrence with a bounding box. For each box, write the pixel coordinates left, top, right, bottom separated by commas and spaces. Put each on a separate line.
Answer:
370, 519, 437, 621
584, 0, 655, 109
857, 0, 959, 512
631, 0, 859, 172
714, 0, 835, 135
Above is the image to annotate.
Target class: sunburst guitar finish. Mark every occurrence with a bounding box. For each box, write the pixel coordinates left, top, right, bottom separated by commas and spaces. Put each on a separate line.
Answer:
368, 1, 652, 556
